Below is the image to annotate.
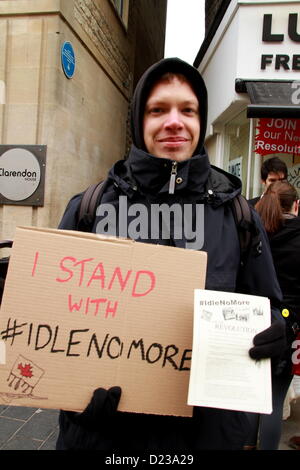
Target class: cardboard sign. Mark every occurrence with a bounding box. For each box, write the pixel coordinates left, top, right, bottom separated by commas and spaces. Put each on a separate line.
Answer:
0, 227, 207, 417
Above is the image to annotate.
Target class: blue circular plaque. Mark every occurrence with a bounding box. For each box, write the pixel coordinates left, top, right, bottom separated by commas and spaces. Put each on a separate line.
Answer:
61, 42, 75, 79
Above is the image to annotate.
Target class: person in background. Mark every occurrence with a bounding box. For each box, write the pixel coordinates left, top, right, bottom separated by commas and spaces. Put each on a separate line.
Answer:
246, 181, 300, 450
248, 157, 288, 207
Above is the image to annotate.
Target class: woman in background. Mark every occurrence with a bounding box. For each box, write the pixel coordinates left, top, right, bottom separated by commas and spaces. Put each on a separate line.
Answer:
246, 180, 300, 450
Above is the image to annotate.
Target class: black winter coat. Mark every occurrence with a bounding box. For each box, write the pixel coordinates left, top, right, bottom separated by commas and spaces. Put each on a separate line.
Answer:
56, 147, 282, 451
269, 216, 300, 313
59, 146, 282, 308
269, 216, 300, 358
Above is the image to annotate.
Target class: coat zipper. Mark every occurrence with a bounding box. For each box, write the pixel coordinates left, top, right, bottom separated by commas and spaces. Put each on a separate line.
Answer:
169, 162, 178, 194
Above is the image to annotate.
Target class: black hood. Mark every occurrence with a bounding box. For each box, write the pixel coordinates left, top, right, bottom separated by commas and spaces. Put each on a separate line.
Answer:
131, 57, 208, 155
107, 57, 241, 204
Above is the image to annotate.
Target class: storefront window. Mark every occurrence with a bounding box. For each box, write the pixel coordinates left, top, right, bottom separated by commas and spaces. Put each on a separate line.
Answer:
110, 0, 129, 27
112, 0, 124, 17
288, 155, 300, 194
252, 118, 300, 197
224, 113, 300, 198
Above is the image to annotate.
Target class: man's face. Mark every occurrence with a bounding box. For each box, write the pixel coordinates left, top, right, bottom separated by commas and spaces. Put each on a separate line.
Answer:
263, 171, 286, 189
143, 77, 200, 162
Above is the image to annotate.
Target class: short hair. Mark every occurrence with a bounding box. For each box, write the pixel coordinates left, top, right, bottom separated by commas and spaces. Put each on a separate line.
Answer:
158, 72, 192, 85
261, 157, 288, 181
149, 72, 199, 100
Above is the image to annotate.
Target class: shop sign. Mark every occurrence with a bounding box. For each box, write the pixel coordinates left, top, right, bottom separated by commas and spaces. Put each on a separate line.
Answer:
261, 13, 300, 71
0, 146, 46, 206
255, 118, 300, 156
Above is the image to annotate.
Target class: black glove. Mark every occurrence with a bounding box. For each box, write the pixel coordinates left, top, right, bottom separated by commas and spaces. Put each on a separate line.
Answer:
65, 386, 121, 431
249, 320, 286, 360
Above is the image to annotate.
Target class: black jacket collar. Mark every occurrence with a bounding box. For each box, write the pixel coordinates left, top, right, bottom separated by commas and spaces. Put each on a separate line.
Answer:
125, 144, 211, 195
108, 145, 242, 207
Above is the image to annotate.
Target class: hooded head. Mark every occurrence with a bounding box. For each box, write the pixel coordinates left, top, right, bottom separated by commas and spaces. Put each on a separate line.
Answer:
130, 57, 208, 159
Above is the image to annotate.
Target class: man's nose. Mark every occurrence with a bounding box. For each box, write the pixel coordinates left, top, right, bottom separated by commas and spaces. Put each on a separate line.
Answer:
164, 109, 183, 129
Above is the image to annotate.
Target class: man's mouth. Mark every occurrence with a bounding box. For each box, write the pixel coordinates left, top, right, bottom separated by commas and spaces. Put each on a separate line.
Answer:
159, 136, 188, 142
158, 137, 189, 143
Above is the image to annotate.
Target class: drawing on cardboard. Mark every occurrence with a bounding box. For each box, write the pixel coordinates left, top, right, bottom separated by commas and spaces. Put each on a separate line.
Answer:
0, 354, 47, 403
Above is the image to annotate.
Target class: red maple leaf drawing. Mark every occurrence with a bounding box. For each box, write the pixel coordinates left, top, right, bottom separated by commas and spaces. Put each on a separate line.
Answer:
18, 363, 33, 378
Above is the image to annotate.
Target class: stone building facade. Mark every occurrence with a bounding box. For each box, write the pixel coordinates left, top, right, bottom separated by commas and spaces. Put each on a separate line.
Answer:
0, 0, 167, 240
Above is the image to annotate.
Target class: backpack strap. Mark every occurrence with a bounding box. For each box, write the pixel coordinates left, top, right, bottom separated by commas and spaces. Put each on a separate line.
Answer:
231, 194, 262, 265
77, 180, 106, 231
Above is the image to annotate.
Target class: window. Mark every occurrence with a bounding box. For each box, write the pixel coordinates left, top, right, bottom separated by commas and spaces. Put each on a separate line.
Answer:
110, 0, 129, 27
251, 119, 300, 198
112, 0, 123, 17
224, 111, 300, 198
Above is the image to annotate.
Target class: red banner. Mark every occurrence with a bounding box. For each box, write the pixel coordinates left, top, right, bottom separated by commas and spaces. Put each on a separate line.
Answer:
255, 118, 300, 156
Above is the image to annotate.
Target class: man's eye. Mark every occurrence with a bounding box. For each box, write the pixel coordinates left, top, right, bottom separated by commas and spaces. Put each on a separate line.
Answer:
149, 107, 163, 114
183, 108, 197, 114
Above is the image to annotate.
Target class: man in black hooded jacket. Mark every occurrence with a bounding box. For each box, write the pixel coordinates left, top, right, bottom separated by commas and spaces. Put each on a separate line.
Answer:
56, 58, 286, 451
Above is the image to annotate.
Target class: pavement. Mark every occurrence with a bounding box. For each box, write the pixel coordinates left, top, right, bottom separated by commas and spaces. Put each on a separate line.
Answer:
0, 405, 59, 450
279, 397, 300, 450
0, 400, 299, 451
